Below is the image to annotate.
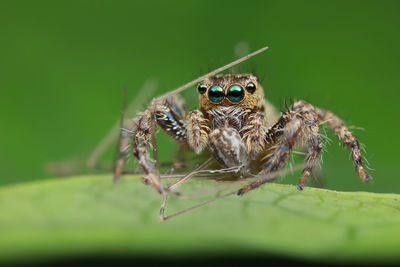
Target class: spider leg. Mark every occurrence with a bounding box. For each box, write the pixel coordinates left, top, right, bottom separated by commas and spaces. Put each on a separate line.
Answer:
155, 95, 188, 143
158, 164, 302, 222
135, 105, 211, 195
185, 110, 210, 154
297, 101, 371, 183
167, 158, 213, 191
238, 111, 305, 195
295, 147, 325, 188
241, 111, 267, 159
159, 191, 237, 222
113, 95, 188, 190
292, 101, 323, 191
159, 158, 213, 221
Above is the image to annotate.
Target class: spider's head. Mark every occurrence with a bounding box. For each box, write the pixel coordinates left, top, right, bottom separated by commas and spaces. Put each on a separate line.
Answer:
197, 74, 264, 111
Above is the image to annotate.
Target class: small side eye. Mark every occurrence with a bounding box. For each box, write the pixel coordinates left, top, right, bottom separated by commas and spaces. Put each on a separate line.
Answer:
246, 82, 256, 94
197, 83, 207, 94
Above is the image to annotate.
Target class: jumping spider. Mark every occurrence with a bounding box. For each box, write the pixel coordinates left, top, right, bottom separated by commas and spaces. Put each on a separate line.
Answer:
113, 46, 371, 220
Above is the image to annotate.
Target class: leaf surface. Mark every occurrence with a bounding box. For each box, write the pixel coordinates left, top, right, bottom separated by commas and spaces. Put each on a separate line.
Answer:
1, 175, 399, 264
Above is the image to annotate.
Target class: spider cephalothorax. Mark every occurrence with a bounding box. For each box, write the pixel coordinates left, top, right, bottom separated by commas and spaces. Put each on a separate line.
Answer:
112, 47, 371, 221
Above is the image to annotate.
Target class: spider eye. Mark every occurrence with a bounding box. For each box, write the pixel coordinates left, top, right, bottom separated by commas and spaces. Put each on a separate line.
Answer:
227, 85, 244, 103
208, 85, 224, 103
245, 82, 256, 94
197, 83, 207, 94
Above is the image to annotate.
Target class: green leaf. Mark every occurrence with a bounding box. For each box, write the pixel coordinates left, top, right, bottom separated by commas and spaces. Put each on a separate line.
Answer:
1, 175, 399, 264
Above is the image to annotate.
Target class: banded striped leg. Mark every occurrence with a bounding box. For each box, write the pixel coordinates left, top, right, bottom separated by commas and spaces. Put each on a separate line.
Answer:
238, 111, 304, 195
136, 97, 189, 193
293, 101, 323, 191
154, 96, 188, 143
241, 112, 267, 159
185, 110, 210, 154
238, 108, 323, 195
113, 95, 188, 191
293, 101, 371, 183
317, 107, 371, 182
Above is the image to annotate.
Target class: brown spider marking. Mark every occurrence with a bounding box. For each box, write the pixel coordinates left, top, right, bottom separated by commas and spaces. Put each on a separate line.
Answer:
112, 46, 371, 221
185, 110, 210, 154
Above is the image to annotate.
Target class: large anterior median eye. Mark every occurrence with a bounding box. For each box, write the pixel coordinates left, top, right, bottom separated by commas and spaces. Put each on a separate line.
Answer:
227, 85, 244, 103
208, 85, 224, 103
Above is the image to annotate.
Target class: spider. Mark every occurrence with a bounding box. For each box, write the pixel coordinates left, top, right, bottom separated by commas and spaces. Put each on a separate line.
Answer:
112, 46, 371, 221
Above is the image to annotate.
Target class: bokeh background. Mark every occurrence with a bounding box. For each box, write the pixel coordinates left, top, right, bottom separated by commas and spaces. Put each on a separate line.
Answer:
1, 0, 400, 193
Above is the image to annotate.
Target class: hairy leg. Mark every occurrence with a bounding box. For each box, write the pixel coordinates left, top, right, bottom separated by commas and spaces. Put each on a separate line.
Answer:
185, 110, 210, 154
113, 95, 188, 188
155, 95, 188, 142
295, 101, 371, 182
241, 111, 267, 159
240, 97, 280, 159
238, 111, 303, 195
292, 101, 323, 190
238, 107, 323, 195
238, 100, 370, 195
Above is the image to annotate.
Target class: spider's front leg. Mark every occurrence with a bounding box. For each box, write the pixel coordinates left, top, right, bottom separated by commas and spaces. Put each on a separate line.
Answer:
241, 112, 268, 159
185, 110, 210, 154
238, 107, 323, 195
114, 95, 189, 193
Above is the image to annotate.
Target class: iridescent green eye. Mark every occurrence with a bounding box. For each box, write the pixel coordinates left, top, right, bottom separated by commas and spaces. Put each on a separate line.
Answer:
208, 85, 224, 103
227, 85, 244, 103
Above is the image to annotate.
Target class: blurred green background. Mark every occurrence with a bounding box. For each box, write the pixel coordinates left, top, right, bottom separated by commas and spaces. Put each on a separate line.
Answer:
1, 0, 399, 193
